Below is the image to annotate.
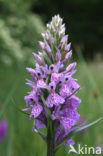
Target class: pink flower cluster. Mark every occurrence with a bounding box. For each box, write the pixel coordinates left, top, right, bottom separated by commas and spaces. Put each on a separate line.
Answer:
24, 15, 81, 145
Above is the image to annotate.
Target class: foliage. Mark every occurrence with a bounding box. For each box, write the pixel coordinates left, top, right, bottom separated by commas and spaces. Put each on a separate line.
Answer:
0, 0, 45, 66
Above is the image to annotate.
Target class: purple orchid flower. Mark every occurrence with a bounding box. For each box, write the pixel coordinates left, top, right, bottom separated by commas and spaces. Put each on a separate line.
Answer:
23, 15, 82, 155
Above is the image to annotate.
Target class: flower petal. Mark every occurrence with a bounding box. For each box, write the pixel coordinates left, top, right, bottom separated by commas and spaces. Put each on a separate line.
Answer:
37, 79, 47, 89
60, 117, 76, 132
30, 104, 43, 118
64, 138, 75, 145
60, 84, 71, 98
33, 119, 45, 130
46, 92, 65, 108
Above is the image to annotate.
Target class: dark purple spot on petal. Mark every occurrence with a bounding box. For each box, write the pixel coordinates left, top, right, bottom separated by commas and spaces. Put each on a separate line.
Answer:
51, 86, 53, 89
38, 73, 41, 76
51, 66, 54, 70
30, 98, 33, 101
65, 78, 68, 81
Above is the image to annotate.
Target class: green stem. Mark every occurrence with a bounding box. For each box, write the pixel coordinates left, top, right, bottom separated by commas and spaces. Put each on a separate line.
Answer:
47, 120, 55, 156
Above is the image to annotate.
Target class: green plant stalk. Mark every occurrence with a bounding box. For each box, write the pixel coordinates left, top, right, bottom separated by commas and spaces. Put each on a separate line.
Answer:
47, 119, 55, 156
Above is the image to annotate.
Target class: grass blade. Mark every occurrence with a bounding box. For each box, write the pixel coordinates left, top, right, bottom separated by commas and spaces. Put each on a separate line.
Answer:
0, 83, 18, 118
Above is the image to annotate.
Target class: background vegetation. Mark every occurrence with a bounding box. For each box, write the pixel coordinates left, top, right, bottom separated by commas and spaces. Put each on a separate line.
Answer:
0, 0, 103, 156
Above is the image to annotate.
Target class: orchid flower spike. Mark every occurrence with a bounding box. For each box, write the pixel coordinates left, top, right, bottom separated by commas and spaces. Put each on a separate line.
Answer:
23, 14, 82, 155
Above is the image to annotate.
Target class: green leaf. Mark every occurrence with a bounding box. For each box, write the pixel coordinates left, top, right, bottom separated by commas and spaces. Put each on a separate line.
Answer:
66, 87, 80, 100
34, 129, 47, 142
73, 116, 103, 133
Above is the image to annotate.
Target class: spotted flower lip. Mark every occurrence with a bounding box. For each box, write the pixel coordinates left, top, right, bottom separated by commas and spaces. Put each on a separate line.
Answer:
60, 117, 77, 132
30, 104, 43, 119
24, 14, 81, 147
60, 84, 71, 98
24, 90, 39, 106
48, 81, 56, 92
46, 82, 65, 107
37, 79, 48, 89
51, 72, 63, 84
46, 92, 65, 108
65, 95, 81, 109
49, 64, 56, 73
68, 78, 80, 92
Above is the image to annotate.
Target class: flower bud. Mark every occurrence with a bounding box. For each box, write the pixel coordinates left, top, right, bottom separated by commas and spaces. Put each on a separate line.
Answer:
65, 50, 72, 60
66, 62, 77, 72
65, 43, 71, 51
32, 53, 43, 65
56, 49, 61, 62
26, 67, 36, 80
39, 41, 45, 49
44, 43, 51, 54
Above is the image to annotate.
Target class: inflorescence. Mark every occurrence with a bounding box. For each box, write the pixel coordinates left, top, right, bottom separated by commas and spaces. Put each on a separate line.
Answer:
23, 15, 81, 146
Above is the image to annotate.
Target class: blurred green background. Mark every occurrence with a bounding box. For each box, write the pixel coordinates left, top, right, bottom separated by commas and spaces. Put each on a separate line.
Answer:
0, 0, 103, 155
